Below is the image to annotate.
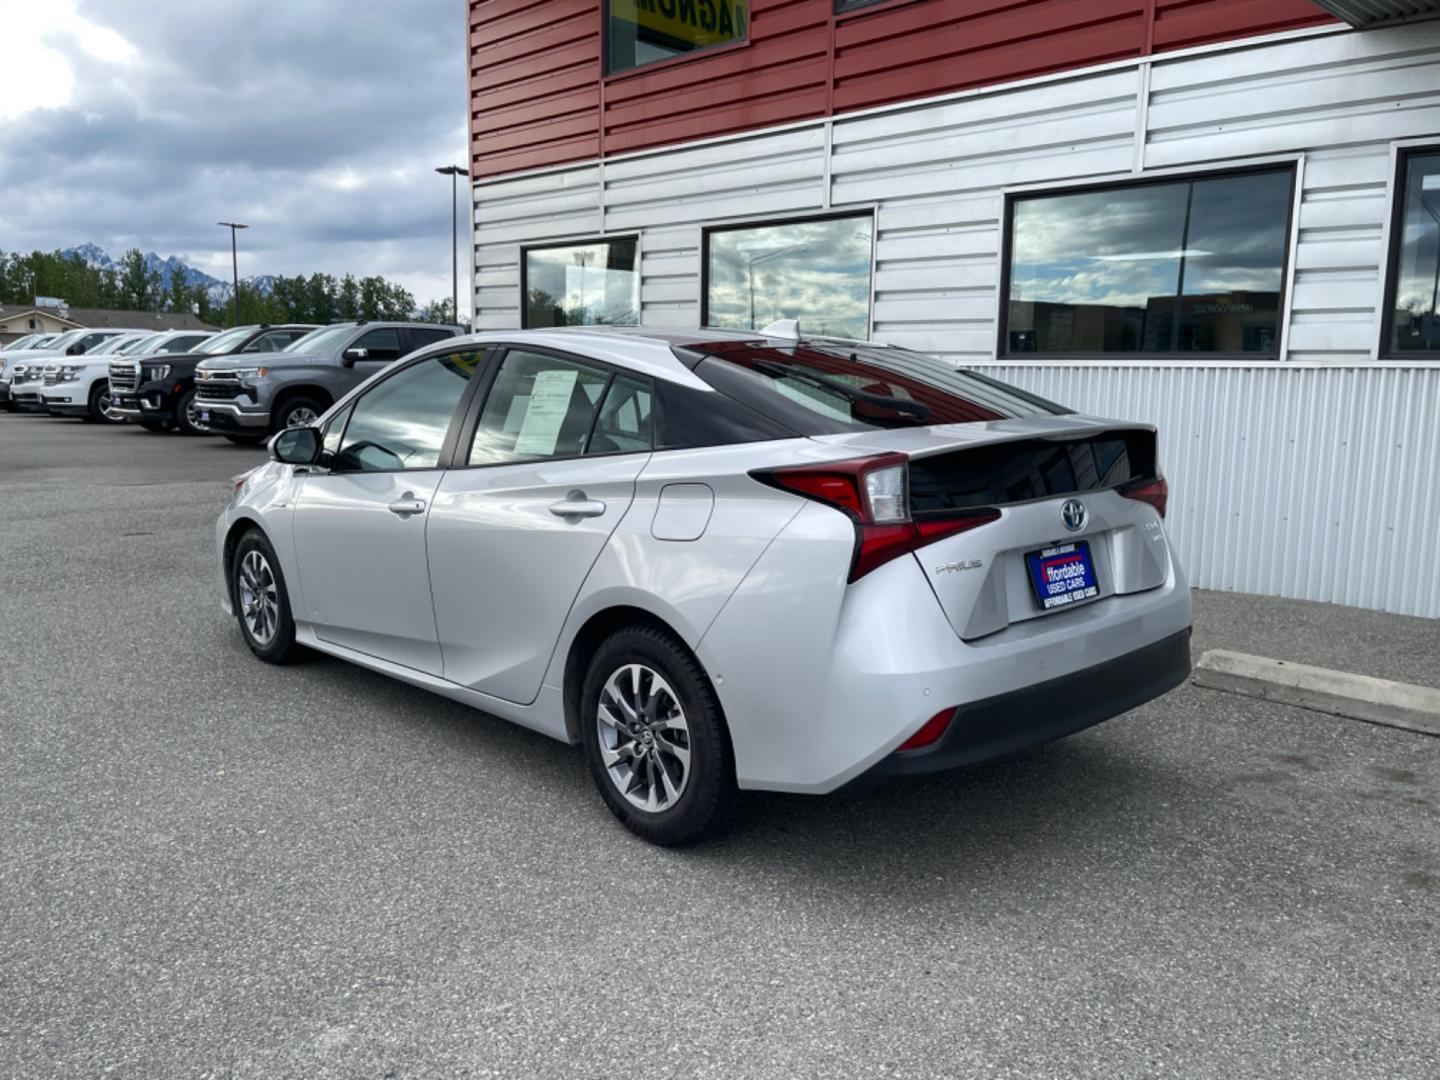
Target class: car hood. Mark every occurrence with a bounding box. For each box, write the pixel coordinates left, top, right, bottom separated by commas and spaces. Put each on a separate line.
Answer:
196, 350, 294, 371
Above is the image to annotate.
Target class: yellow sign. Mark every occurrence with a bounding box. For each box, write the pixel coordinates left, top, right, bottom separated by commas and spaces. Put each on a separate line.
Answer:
611, 0, 748, 50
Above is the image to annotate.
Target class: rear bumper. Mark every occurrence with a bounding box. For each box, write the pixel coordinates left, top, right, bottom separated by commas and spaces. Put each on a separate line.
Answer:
849, 628, 1192, 786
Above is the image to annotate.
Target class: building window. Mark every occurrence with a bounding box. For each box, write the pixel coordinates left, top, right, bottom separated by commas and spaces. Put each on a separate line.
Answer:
606, 1, 748, 76
1384, 148, 1440, 355
704, 214, 874, 340
835, 0, 901, 12
523, 238, 639, 329
1004, 167, 1295, 356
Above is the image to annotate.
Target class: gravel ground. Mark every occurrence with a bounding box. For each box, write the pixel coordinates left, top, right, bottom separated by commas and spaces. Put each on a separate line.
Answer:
2, 414, 1437, 1079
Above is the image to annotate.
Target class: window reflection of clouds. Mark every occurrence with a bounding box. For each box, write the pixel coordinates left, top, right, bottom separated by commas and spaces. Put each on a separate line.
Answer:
707, 216, 873, 340
1389, 151, 1440, 353
1008, 170, 1291, 354
525, 239, 639, 328
338, 353, 478, 471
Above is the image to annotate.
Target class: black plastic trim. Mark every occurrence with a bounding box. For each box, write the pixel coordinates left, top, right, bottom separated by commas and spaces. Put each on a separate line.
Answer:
848, 628, 1192, 787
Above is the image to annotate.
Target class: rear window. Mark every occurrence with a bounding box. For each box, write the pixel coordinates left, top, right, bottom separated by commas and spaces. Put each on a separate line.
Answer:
687, 342, 1066, 434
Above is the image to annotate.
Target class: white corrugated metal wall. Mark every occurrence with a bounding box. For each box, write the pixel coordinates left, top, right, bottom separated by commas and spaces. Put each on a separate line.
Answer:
473, 22, 1440, 617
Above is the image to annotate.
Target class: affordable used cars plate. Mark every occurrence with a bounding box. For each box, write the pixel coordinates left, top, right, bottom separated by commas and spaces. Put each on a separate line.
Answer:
1025, 541, 1099, 610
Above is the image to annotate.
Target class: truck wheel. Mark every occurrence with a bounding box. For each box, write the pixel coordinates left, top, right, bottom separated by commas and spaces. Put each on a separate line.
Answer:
174, 389, 209, 436
272, 397, 323, 433
224, 434, 264, 446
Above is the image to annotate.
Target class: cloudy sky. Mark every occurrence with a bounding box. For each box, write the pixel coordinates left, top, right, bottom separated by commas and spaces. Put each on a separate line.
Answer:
1, 0, 471, 312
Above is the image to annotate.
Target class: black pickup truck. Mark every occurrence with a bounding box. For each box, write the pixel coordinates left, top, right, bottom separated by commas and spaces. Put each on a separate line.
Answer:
110, 323, 319, 434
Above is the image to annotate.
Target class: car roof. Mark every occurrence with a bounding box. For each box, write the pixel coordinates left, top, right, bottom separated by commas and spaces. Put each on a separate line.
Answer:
445, 325, 797, 390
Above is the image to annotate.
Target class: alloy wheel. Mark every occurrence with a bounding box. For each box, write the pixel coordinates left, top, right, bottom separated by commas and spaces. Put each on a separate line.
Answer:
596, 664, 691, 813
284, 405, 318, 428
186, 396, 210, 432
238, 550, 280, 646
98, 389, 122, 422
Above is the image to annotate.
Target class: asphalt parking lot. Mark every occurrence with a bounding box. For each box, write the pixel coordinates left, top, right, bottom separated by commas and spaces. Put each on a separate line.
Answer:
2, 413, 1437, 1079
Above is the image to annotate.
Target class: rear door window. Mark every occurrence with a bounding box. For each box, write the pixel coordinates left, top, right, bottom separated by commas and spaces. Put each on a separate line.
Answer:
468, 350, 611, 465
408, 328, 455, 350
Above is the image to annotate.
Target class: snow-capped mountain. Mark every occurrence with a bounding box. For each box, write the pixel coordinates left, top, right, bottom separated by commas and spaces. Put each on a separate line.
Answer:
61, 244, 271, 304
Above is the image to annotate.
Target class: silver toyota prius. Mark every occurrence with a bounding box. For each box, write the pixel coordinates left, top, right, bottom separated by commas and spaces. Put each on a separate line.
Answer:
217, 325, 1192, 845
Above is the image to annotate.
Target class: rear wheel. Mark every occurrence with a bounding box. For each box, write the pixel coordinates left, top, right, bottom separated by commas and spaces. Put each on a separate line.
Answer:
174, 388, 209, 436
272, 396, 323, 433
231, 529, 301, 664
580, 626, 736, 846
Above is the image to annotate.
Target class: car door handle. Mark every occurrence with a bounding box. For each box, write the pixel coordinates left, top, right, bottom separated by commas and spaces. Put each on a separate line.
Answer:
388, 494, 427, 518
549, 493, 606, 519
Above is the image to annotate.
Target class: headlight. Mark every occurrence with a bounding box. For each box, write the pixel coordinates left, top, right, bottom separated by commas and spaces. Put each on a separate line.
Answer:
146, 364, 172, 382
59, 367, 80, 383
230, 367, 268, 381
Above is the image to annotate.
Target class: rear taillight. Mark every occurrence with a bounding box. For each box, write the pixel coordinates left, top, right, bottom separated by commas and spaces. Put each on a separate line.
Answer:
753, 454, 1000, 582
1120, 475, 1168, 518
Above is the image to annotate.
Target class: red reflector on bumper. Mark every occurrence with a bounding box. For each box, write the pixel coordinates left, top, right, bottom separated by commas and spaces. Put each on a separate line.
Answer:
898, 708, 956, 752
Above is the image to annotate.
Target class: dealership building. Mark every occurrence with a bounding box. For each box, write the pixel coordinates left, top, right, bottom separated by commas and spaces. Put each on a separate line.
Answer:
467, 0, 1440, 618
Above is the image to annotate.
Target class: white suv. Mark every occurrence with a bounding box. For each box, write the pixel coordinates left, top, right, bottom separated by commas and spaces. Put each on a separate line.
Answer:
43, 330, 214, 422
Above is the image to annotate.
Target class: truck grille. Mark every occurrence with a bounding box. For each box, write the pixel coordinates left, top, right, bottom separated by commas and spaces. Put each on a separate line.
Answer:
196, 377, 244, 402
42, 370, 59, 386
109, 362, 139, 392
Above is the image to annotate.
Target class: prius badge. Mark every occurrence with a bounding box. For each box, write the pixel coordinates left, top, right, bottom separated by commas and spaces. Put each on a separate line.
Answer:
1061, 499, 1087, 532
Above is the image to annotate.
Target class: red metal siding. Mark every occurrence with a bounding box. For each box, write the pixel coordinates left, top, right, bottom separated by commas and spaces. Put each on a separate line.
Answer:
468, 0, 1336, 178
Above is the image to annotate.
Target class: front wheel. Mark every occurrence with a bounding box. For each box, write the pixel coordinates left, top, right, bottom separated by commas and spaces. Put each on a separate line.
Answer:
231, 529, 302, 664
174, 388, 209, 436
272, 397, 323, 434
580, 626, 737, 846
87, 381, 124, 424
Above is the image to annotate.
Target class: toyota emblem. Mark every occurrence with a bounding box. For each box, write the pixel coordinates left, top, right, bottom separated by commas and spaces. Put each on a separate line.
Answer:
1061, 499, 1087, 532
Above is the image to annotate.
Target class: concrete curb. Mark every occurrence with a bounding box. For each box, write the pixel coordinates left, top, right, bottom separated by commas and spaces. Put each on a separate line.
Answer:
1193, 650, 1440, 737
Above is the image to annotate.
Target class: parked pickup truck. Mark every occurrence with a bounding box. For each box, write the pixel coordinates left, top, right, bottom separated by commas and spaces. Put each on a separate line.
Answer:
193, 321, 459, 443
111, 323, 318, 435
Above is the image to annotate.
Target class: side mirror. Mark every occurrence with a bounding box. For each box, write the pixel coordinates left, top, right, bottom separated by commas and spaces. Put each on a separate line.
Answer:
341, 346, 369, 367
269, 425, 321, 465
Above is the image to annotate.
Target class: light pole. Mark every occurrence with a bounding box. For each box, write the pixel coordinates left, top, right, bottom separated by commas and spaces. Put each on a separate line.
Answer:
746, 244, 807, 330
436, 165, 469, 325
218, 222, 248, 326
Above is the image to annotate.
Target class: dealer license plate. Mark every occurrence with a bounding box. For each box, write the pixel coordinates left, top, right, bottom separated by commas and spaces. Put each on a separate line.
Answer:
1025, 541, 1099, 611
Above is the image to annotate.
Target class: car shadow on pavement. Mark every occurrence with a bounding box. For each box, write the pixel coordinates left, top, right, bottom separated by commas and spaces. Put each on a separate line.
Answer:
290, 644, 1173, 890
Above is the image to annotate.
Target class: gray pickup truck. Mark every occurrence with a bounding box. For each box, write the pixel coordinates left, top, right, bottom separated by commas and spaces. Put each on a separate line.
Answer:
193, 320, 459, 444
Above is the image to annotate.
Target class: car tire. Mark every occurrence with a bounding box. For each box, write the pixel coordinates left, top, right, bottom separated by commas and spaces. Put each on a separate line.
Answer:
84, 381, 116, 423
139, 420, 172, 433
231, 528, 302, 665
272, 397, 323, 433
224, 434, 264, 446
580, 625, 737, 846
174, 388, 208, 436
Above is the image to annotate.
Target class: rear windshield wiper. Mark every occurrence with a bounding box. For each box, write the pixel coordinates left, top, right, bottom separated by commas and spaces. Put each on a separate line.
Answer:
752, 360, 931, 423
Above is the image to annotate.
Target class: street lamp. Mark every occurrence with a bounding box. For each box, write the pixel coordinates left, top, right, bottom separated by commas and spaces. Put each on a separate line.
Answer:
436, 165, 470, 325
217, 222, 248, 326
747, 244, 808, 330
